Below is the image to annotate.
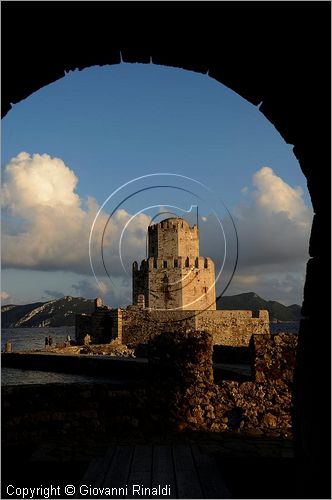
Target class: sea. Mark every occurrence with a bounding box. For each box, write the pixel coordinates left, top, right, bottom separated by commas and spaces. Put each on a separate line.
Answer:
1, 326, 106, 386
1, 323, 300, 386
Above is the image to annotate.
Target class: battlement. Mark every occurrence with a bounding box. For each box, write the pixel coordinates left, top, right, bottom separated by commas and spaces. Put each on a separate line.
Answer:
148, 217, 197, 231
134, 256, 214, 271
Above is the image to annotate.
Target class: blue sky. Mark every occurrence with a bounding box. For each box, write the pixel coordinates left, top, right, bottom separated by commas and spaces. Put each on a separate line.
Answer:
1, 63, 313, 306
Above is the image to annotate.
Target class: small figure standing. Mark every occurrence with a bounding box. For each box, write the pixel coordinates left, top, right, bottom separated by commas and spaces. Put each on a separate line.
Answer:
45, 336, 49, 348
66, 334, 71, 342
48, 335, 53, 347
5, 340, 12, 353
83, 333, 91, 345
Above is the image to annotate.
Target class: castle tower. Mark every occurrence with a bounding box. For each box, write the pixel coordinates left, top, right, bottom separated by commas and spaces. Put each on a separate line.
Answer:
132, 217, 216, 310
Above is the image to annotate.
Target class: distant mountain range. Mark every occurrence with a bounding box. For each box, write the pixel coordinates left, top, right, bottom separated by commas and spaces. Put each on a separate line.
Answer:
216, 292, 302, 321
1, 296, 95, 328
1, 292, 301, 328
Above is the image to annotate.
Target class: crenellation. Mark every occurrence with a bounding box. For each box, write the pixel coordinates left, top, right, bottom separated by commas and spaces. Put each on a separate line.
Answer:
188, 256, 195, 267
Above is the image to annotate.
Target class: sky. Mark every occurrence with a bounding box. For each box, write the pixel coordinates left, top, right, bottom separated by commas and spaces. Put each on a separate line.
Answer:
1, 63, 313, 307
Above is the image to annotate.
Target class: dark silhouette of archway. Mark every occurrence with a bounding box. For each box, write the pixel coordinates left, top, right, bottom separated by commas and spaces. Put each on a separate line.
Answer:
2, 2, 331, 497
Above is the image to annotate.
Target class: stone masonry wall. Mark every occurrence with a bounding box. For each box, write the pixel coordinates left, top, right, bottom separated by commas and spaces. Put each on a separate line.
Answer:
76, 307, 269, 347
148, 219, 199, 259
148, 331, 298, 438
133, 256, 216, 310
121, 308, 196, 345
180, 259, 216, 311
120, 308, 269, 347
195, 310, 270, 346
76, 310, 117, 345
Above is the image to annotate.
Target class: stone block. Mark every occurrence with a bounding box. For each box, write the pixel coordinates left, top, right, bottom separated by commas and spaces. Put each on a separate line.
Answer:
250, 334, 298, 383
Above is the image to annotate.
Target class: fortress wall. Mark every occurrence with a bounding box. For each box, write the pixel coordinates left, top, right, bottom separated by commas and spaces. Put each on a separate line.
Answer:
109, 309, 123, 343
194, 310, 270, 346
148, 220, 199, 260
91, 311, 114, 344
134, 259, 216, 311
77, 308, 269, 347
121, 309, 196, 345
147, 331, 296, 438
181, 265, 216, 311
178, 224, 199, 257
157, 225, 179, 259
132, 266, 149, 306
120, 308, 269, 347
148, 268, 184, 310
75, 311, 115, 345
75, 314, 92, 344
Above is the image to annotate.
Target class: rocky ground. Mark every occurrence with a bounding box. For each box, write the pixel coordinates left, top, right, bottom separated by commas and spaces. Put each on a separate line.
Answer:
42, 338, 136, 357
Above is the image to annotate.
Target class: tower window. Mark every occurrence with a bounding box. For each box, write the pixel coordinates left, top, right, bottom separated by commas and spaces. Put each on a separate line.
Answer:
174, 259, 178, 268
203, 287, 208, 293
163, 260, 168, 268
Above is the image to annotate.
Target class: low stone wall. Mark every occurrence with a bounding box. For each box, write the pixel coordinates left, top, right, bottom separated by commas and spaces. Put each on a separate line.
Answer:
75, 311, 114, 344
148, 331, 297, 438
122, 309, 196, 345
250, 333, 298, 383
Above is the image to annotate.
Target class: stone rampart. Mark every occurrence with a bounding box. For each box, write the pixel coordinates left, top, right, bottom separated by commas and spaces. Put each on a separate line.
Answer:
148, 331, 297, 438
195, 310, 270, 346
76, 308, 269, 346
120, 308, 269, 347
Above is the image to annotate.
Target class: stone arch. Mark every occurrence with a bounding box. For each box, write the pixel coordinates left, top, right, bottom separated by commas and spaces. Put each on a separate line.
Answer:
2, 3, 330, 497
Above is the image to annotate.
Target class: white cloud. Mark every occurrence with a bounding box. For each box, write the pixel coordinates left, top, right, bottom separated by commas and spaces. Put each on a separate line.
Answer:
2, 152, 80, 215
201, 167, 313, 304
234, 166, 313, 268
1, 291, 11, 303
2, 152, 149, 276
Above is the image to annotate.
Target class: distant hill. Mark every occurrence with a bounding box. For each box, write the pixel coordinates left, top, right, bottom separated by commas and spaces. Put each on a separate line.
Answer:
1, 296, 96, 328
217, 292, 302, 321
1, 292, 301, 327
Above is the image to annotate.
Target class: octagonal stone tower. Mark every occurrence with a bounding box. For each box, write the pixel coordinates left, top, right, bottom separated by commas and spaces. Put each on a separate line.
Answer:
132, 217, 216, 310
